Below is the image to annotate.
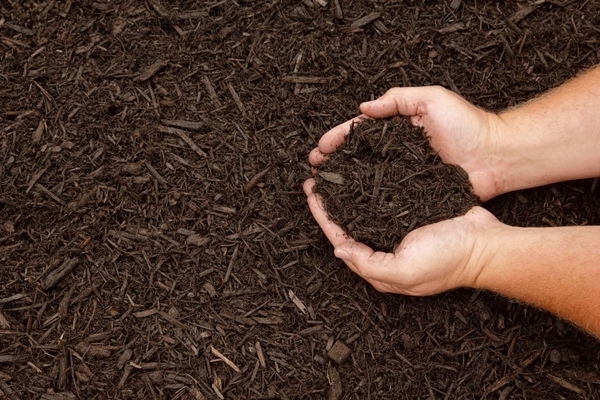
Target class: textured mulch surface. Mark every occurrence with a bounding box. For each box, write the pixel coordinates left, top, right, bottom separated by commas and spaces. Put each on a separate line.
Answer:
1, 1, 600, 399
314, 117, 480, 252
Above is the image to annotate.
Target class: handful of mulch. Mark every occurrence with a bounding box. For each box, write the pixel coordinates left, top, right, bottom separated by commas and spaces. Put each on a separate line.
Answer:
313, 117, 480, 252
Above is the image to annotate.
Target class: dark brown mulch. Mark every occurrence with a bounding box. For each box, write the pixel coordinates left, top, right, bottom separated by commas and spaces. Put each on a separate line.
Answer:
1, 1, 600, 399
314, 117, 479, 252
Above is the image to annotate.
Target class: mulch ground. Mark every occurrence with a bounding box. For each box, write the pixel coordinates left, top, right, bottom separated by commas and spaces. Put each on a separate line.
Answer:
1, 1, 600, 399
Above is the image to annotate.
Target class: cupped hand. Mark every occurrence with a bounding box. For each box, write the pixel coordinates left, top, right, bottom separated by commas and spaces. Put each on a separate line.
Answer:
309, 86, 506, 201
304, 179, 502, 296
305, 86, 510, 295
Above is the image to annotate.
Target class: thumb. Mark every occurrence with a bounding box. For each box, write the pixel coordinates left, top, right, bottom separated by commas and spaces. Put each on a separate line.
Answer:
334, 242, 383, 280
360, 87, 445, 119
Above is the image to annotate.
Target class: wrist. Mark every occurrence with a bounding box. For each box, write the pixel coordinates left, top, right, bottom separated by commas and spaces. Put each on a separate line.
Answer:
466, 218, 515, 291
465, 113, 515, 201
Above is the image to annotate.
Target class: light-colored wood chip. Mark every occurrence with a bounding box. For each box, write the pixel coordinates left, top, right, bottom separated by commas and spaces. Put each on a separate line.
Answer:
210, 346, 241, 373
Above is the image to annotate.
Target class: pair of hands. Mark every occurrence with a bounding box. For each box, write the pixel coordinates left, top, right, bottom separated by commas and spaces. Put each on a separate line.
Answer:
304, 86, 508, 296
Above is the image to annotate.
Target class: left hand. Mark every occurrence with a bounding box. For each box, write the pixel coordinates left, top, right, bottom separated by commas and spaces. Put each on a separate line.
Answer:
303, 179, 503, 296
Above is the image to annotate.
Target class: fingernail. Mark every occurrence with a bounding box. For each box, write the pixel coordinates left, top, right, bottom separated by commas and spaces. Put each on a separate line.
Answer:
334, 248, 352, 262
360, 100, 373, 107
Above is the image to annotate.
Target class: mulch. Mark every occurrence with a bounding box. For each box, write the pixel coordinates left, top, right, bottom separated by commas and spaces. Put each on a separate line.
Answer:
314, 117, 480, 252
1, 1, 600, 399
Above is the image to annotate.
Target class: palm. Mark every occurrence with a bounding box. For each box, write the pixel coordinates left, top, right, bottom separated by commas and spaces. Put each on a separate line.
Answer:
371, 207, 495, 296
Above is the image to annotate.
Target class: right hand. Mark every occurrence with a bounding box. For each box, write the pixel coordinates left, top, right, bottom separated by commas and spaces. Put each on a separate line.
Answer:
309, 86, 506, 201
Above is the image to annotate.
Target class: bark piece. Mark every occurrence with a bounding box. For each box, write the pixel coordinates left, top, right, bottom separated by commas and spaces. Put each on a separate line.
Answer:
327, 340, 351, 364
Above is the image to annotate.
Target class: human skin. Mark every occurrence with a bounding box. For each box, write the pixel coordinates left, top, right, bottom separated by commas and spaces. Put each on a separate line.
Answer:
305, 65, 600, 337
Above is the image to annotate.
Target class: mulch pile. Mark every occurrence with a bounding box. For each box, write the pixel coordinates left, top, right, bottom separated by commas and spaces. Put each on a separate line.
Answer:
314, 117, 479, 252
1, 1, 600, 399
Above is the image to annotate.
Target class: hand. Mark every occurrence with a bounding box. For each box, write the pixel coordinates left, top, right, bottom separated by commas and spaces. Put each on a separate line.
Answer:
305, 86, 509, 295
303, 179, 502, 296
309, 86, 506, 201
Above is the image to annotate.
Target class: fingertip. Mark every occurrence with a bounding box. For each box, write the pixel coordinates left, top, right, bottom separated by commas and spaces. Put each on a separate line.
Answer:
308, 148, 327, 167
334, 248, 352, 262
359, 101, 375, 115
303, 178, 316, 196
335, 241, 373, 262
318, 116, 365, 154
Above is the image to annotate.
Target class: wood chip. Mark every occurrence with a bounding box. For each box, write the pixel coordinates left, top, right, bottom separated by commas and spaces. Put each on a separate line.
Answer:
74, 342, 114, 358
213, 205, 236, 215
157, 125, 207, 158
227, 83, 248, 119
547, 374, 585, 395
210, 346, 241, 373
25, 167, 47, 193
327, 340, 351, 364
223, 245, 238, 283
40, 393, 76, 400
298, 325, 323, 335
3, 21, 34, 36
245, 166, 272, 190
133, 309, 158, 318
145, 162, 168, 186
328, 365, 343, 400
42, 258, 79, 290
32, 119, 45, 144
0, 312, 10, 329
203, 282, 217, 298
331, 0, 343, 19
159, 310, 189, 329
0, 293, 27, 304
116, 349, 133, 369
202, 75, 221, 106
319, 171, 344, 185
255, 341, 266, 368
35, 183, 66, 206
509, 5, 538, 23
161, 119, 203, 130
175, 11, 207, 19
253, 316, 283, 325
134, 59, 169, 82
282, 76, 329, 84
437, 22, 466, 34
288, 290, 307, 314
351, 12, 381, 28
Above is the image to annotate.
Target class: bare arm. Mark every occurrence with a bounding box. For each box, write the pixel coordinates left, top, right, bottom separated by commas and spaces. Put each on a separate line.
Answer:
493, 65, 600, 195
474, 225, 600, 337
305, 65, 600, 338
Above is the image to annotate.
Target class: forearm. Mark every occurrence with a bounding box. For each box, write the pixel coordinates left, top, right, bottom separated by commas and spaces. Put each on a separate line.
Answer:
474, 225, 600, 337
493, 65, 600, 195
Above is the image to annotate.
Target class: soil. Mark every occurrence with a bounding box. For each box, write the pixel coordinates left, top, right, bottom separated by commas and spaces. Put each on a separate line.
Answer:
1, 1, 600, 399
313, 117, 480, 252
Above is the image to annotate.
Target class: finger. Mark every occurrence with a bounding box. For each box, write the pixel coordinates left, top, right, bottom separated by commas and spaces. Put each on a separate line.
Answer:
360, 86, 448, 119
308, 148, 329, 167
303, 179, 354, 249
334, 241, 397, 283
317, 115, 367, 155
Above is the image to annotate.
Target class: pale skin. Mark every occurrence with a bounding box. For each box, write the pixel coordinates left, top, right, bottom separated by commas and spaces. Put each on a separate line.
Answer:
305, 65, 600, 337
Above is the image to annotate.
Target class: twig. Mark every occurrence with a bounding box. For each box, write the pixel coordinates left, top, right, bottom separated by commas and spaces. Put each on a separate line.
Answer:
223, 245, 239, 284
227, 83, 248, 119
35, 183, 66, 206
245, 166, 272, 190
161, 119, 203, 130
210, 346, 241, 373
202, 75, 221, 106
134, 59, 168, 82
157, 125, 207, 158
42, 258, 79, 290
145, 162, 168, 187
